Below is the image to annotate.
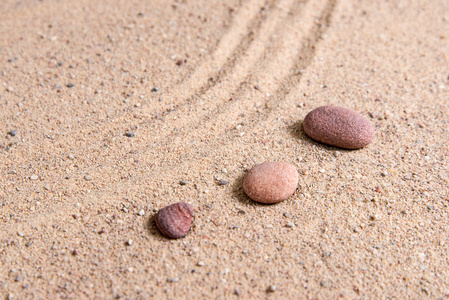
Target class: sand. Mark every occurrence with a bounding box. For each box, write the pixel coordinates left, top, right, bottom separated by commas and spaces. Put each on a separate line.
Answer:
1, 0, 448, 298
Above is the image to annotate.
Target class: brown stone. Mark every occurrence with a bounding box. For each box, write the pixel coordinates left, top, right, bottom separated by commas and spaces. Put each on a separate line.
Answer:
303, 105, 374, 149
155, 202, 193, 239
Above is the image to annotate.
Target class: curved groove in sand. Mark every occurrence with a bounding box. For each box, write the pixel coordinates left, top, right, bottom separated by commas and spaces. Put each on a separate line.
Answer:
140, 0, 307, 137
142, 0, 334, 154
163, 0, 269, 103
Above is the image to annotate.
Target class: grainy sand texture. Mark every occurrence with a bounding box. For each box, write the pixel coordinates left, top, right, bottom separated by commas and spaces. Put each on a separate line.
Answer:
1, 0, 449, 298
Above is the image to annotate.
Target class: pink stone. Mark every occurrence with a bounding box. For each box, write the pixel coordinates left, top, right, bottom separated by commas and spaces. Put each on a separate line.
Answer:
243, 162, 299, 204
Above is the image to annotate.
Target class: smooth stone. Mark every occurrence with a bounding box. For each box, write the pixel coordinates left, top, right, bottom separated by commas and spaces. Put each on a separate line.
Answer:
303, 105, 374, 149
155, 202, 193, 239
243, 162, 299, 204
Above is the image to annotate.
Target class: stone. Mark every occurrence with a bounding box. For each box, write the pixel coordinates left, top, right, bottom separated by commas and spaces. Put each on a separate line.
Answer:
303, 105, 374, 149
155, 202, 193, 239
243, 162, 299, 204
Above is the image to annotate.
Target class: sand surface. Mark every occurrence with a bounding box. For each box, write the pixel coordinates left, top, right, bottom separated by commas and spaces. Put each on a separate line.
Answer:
1, 0, 449, 298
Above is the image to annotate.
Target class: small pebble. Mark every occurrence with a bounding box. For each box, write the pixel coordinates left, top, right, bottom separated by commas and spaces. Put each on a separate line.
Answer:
68, 154, 75, 160
286, 222, 295, 228
125, 131, 135, 137
303, 105, 374, 149
152, 87, 159, 92
283, 212, 292, 218
155, 202, 193, 239
266, 285, 277, 293
243, 162, 299, 204
217, 179, 229, 185
137, 209, 145, 216
197, 261, 205, 266
67, 83, 74, 88
7, 130, 17, 137
84, 175, 92, 181
320, 280, 330, 287
180, 180, 188, 186
30, 175, 38, 181
125, 239, 133, 246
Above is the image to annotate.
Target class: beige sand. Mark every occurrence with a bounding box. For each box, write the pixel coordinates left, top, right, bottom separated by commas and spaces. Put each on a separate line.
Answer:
1, 0, 448, 298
